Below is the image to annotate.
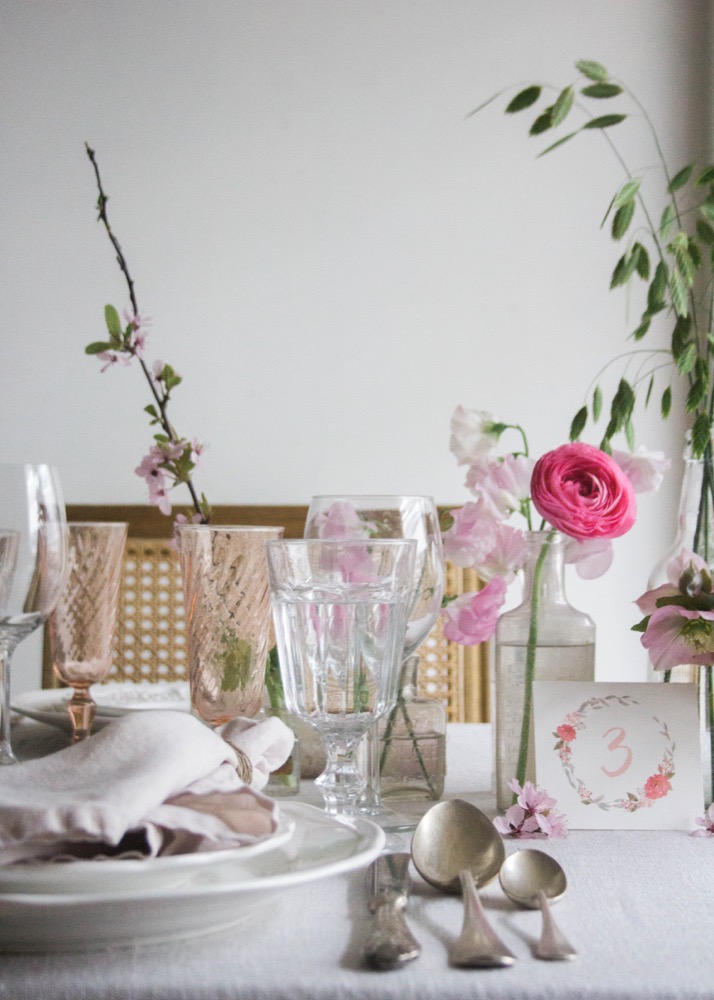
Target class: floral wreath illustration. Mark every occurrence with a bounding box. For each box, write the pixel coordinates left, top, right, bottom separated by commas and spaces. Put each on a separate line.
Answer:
553, 694, 675, 812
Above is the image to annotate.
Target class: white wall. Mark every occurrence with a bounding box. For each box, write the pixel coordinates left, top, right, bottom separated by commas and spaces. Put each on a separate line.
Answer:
1, 0, 712, 691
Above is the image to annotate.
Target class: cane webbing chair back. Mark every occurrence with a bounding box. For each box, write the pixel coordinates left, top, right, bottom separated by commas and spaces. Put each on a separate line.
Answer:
43, 506, 489, 722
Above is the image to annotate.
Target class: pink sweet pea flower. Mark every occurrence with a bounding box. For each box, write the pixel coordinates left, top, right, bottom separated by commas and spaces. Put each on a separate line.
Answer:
479, 522, 526, 583
641, 605, 714, 672
465, 454, 535, 519
441, 501, 497, 569
612, 446, 670, 494
531, 442, 636, 540
312, 501, 374, 540
449, 406, 501, 465
442, 576, 507, 645
564, 537, 613, 580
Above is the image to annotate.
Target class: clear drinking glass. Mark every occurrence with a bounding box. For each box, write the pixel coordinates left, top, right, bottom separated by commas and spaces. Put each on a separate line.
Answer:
266, 538, 416, 815
48, 522, 128, 742
304, 496, 445, 822
177, 525, 284, 727
0, 464, 67, 764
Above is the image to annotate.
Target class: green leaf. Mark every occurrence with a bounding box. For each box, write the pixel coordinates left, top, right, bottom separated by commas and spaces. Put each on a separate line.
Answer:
625, 417, 635, 451
668, 164, 693, 193
537, 131, 578, 156
632, 315, 651, 341
671, 314, 693, 356
696, 165, 714, 187
611, 200, 635, 240
700, 201, 714, 224
661, 386, 672, 419
613, 178, 641, 209
505, 85, 542, 113
634, 242, 650, 280
576, 59, 609, 82
85, 341, 112, 355
569, 406, 588, 441
692, 412, 713, 456
530, 107, 554, 135
670, 266, 689, 317
583, 114, 626, 130
648, 260, 668, 311
593, 385, 603, 421
552, 85, 574, 126
686, 376, 708, 413
644, 375, 654, 407
697, 219, 714, 244
581, 82, 623, 98
675, 341, 697, 375
610, 249, 639, 288
144, 404, 159, 420
104, 304, 122, 339
659, 203, 676, 239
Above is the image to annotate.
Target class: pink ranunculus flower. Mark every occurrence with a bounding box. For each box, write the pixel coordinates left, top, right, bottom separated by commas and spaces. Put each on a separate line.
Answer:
612, 446, 670, 494
564, 536, 614, 580
442, 576, 507, 646
530, 442, 636, 540
449, 406, 501, 465
441, 500, 497, 569
644, 773, 672, 800
641, 605, 714, 671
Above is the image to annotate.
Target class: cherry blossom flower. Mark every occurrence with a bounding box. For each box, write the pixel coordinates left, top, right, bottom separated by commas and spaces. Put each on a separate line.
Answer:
692, 803, 714, 836
493, 779, 568, 838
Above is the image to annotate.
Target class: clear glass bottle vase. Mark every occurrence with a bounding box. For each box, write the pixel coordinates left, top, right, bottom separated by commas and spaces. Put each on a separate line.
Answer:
493, 530, 596, 809
647, 441, 714, 806
377, 655, 446, 803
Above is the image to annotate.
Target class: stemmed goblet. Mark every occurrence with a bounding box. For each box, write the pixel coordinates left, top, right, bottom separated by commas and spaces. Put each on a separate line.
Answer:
304, 496, 445, 825
0, 464, 67, 764
266, 538, 416, 815
177, 525, 284, 728
48, 522, 128, 742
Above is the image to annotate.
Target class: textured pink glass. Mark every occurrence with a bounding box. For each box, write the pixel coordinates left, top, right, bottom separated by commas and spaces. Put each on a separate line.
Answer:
178, 525, 284, 727
48, 522, 128, 742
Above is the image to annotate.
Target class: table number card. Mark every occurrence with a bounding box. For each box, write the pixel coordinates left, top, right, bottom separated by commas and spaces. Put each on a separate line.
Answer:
533, 681, 704, 830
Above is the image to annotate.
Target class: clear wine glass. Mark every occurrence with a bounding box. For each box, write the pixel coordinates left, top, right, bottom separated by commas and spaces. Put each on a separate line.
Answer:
0, 464, 67, 764
304, 496, 445, 825
266, 538, 416, 815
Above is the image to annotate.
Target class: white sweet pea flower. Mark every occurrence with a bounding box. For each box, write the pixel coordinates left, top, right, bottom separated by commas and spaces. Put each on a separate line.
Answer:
466, 454, 534, 519
449, 406, 502, 465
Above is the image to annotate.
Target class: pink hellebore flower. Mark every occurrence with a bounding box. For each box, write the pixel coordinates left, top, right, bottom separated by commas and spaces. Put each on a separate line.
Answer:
612, 446, 670, 494
531, 442, 636, 540
442, 576, 507, 646
449, 406, 501, 465
441, 501, 497, 569
641, 605, 714, 672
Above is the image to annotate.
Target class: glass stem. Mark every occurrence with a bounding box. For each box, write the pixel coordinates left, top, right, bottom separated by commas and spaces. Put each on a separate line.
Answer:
0, 648, 18, 765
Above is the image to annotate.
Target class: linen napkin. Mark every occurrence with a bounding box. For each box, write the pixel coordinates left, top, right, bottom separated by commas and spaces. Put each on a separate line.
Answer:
0, 709, 294, 865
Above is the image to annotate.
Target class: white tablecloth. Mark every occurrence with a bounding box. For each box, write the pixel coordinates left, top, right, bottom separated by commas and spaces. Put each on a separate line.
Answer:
2, 720, 713, 1000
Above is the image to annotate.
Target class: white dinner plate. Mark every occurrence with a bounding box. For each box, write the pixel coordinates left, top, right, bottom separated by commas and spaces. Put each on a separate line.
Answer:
0, 810, 296, 896
0, 802, 385, 952
11, 681, 191, 732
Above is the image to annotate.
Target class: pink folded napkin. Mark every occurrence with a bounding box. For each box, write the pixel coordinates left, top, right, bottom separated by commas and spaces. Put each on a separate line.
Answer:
0, 710, 295, 865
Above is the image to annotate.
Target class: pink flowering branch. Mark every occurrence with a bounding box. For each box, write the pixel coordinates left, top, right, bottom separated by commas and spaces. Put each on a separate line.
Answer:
493, 779, 568, 838
84, 144, 209, 523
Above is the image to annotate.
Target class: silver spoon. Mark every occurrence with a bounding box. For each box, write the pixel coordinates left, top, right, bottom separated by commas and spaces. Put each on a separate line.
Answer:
499, 849, 577, 961
411, 799, 516, 968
